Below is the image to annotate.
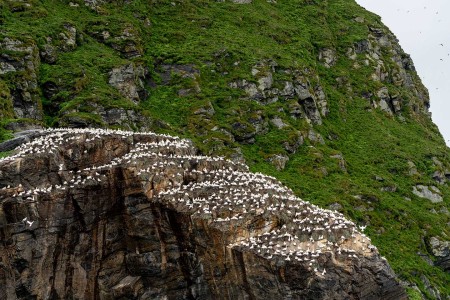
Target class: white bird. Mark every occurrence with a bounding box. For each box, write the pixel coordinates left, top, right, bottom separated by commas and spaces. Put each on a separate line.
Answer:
26, 220, 34, 227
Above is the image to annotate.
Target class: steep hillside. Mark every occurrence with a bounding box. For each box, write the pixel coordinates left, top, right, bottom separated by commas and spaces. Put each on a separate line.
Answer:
0, 0, 449, 298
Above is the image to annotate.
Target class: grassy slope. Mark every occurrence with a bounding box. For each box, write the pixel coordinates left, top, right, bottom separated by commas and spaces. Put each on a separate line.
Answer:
1, 0, 449, 297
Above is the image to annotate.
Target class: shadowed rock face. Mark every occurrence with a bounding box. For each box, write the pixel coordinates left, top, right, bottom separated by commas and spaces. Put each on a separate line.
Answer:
0, 129, 406, 299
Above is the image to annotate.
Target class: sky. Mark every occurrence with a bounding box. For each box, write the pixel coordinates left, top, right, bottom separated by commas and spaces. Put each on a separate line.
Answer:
355, 0, 450, 146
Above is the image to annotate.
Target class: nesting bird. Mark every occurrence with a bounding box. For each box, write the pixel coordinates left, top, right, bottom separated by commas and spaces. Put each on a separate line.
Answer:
0, 128, 380, 276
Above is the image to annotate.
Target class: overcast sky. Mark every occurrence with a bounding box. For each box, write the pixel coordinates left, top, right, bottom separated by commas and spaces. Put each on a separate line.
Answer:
355, 0, 450, 146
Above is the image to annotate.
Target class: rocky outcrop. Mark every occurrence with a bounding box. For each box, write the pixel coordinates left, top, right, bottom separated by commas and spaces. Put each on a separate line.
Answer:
318, 48, 337, 68
232, 0, 252, 3
229, 61, 328, 126
57, 24, 78, 52
155, 64, 201, 97
267, 154, 289, 170
0, 36, 43, 120
0, 130, 44, 152
86, 21, 143, 59
0, 129, 406, 299
428, 237, 450, 272
346, 24, 430, 116
109, 63, 148, 104
412, 185, 443, 203
231, 110, 268, 144
55, 105, 150, 130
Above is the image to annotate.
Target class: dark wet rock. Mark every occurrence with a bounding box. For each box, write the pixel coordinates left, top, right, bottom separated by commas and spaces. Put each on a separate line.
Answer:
0, 130, 44, 152
158, 64, 200, 85
99, 107, 150, 130
354, 40, 370, 54
432, 170, 447, 185
231, 121, 257, 144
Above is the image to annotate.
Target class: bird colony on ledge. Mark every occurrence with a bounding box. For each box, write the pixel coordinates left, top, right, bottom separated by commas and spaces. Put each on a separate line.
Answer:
0, 128, 406, 299
1, 128, 378, 271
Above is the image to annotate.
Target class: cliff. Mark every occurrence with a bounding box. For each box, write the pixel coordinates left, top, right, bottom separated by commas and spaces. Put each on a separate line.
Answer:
0, 128, 406, 299
0, 0, 449, 298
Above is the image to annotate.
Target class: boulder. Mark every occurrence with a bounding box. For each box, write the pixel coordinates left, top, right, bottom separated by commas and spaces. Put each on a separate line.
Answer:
270, 117, 288, 129
194, 102, 215, 117
376, 87, 393, 115
412, 185, 443, 203
308, 129, 325, 145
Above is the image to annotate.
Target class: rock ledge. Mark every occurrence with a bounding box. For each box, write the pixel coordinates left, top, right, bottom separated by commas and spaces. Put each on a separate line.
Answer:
0, 128, 406, 299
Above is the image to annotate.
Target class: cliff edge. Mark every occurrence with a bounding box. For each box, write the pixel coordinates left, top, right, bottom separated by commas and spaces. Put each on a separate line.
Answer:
0, 129, 406, 299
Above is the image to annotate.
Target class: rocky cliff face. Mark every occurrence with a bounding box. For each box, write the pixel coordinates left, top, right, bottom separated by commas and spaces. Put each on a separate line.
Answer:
1, 0, 449, 297
0, 129, 406, 299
